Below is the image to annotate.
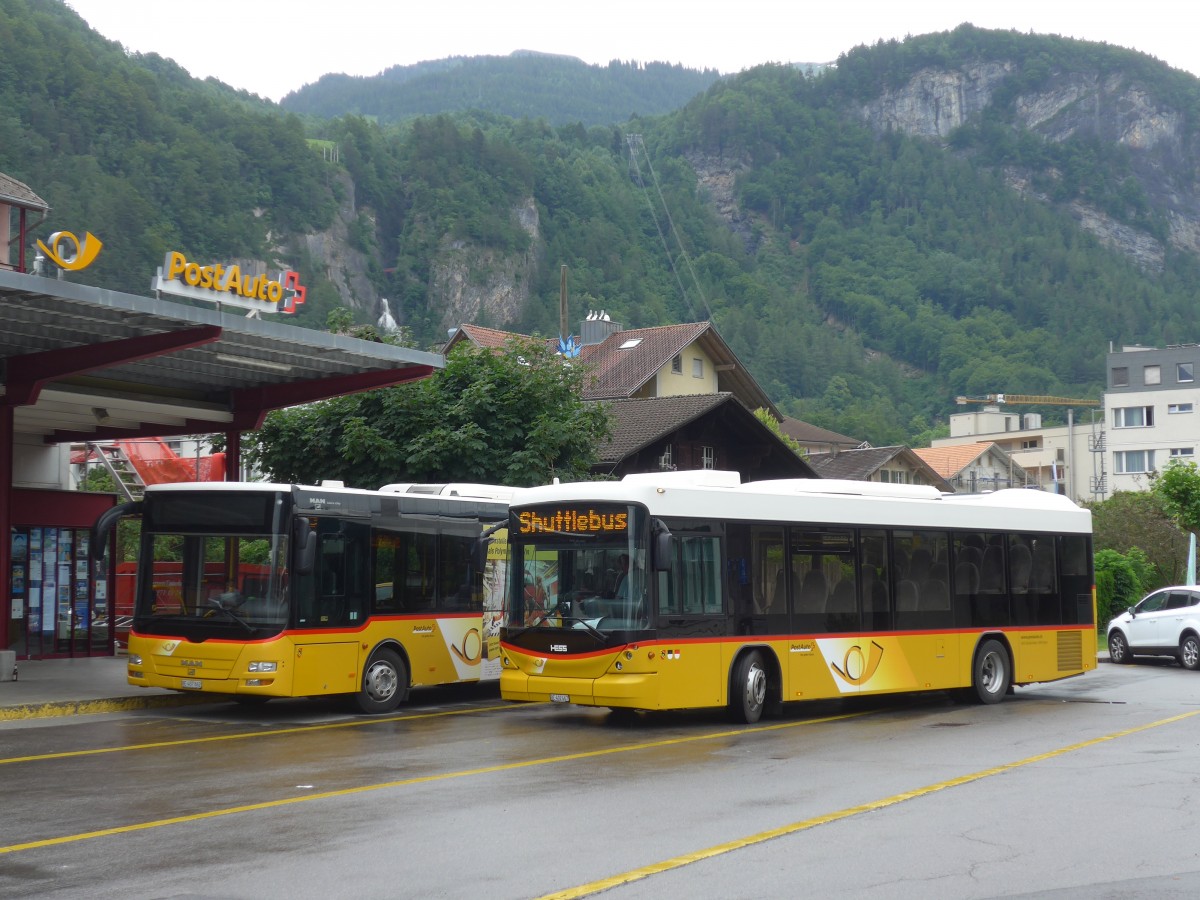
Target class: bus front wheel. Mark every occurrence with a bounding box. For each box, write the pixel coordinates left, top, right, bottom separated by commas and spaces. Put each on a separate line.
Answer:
968, 639, 1010, 705
729, 650, 767, 724
355, 648, 409, 714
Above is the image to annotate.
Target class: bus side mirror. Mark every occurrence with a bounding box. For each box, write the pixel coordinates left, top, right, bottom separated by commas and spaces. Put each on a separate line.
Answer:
294, 519, 316, 575
652, 519, 673, 572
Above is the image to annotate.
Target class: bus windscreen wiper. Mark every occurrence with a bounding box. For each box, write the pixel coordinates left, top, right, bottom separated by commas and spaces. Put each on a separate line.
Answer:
207, 592, 254, 633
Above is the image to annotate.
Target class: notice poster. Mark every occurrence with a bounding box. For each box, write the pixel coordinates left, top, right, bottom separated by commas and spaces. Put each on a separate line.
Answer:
27, 588, 41, 631
30, 528, 42, 553
11, 597, 22, 619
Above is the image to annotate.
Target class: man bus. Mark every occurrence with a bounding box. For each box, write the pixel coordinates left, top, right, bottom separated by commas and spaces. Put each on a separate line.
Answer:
93, 480, 513, 713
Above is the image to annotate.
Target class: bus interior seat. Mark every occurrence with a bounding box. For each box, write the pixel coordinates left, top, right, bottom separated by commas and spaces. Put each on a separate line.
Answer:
827, 578, 856, 614
897, 580, 919, 612
955, 561, 980, 595
797, 570, 828, 614
1009, 544, 1032, 592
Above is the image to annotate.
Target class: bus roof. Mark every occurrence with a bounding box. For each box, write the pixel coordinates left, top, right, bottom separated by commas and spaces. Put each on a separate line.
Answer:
511, 471, 1090, 534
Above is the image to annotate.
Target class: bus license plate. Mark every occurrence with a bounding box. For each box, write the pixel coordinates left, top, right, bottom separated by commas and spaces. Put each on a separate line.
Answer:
181, 679, 202, 689
550, 693, 570, 703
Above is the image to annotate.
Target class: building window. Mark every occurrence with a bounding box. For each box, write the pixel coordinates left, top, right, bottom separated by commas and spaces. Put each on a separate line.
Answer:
1144, 365, 1161, 385
1112, 406, 1153, 428
1169, 403, 1194, 414
1179, 362, 1194, 383
618, 338, 643, 350
692, 358, 704, 378
659, 444, 674, 470
1170, 448, 1195, 459
1115, 450, 1155, 474
1021, 439, 1040, 450
671, 354, 682, 374
701, 446, 715, 469
1111, 367, 1129, 387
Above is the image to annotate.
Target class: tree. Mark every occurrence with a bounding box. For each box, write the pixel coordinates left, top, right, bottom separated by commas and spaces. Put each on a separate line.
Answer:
246, 338, 611, 488
1085, 490, 1188, 589
1094, 547, 1151, 625
1151, 460, 1200, 536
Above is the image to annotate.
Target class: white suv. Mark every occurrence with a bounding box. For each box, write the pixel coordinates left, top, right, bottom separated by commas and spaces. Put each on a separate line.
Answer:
1107, 586, 1200, 669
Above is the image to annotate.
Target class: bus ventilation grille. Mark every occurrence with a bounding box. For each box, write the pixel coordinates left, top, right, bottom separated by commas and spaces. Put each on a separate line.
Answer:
1056, 630, 1083, 671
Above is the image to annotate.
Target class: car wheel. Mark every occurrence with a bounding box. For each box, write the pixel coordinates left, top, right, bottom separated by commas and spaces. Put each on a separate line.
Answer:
354, 648, 409, 714
1108, 630, 1132, 665
729, 650, 768, 724
1180, 634, 1200, 671
968, 639, 1010, 705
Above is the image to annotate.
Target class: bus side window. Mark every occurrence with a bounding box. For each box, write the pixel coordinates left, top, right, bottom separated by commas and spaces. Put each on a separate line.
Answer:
439, 532, 477, 611
373, 532, 400, 613
400, 531, 436, 612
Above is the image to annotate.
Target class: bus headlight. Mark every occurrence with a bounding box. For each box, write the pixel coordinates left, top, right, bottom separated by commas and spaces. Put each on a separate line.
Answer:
128, 654, 143, 666
247, 661, 278, 673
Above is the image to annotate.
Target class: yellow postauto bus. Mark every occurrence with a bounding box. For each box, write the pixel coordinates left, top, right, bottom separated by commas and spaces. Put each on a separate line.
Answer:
93, 480, 512, 713
499, 471, 1095, 723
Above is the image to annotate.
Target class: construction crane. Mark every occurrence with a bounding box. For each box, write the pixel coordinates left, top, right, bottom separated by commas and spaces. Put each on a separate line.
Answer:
955, 393, 1100, 407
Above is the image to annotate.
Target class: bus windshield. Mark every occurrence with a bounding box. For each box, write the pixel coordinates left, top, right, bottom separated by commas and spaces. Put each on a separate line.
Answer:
135, 491, 291, 638
506, 503, 648, 632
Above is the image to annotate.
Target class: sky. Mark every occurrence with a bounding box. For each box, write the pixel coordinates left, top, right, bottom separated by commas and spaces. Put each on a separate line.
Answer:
64, 1, 1200, 103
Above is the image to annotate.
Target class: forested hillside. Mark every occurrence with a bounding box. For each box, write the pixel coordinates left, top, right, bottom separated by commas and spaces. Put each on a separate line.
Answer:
283, 53, 721, 127
8, 2, 1200, 446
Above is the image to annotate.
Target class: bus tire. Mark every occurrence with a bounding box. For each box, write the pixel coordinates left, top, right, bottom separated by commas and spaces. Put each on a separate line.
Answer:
969, 639, 1010, 705
355, 648, 409, 714
729, 650, 768, 724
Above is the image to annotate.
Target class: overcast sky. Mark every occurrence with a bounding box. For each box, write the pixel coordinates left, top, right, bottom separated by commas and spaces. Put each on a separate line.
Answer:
65, 0, 1200, 102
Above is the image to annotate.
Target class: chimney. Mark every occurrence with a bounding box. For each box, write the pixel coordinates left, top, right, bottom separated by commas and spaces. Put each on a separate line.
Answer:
580, 309, 622, 346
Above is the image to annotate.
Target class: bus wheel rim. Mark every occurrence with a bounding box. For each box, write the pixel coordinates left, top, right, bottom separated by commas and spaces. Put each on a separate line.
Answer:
366, 661, 398, 702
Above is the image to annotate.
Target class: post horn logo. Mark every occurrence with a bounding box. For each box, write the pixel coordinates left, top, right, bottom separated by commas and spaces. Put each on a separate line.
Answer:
37, 231, 103, 272
830, 640, 885, 686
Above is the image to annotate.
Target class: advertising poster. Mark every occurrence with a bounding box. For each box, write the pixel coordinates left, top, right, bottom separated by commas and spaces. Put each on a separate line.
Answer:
12, 564, 24, 595
29, 527, 42, 553
11, 531, 28, 561
27, 587, 41, 631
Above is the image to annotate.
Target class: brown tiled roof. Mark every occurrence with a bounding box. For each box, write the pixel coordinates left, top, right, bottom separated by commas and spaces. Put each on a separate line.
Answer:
806, 445, 955, 491
594, 393, 732, 463
582, 322, 710, 399
444, 319, 779, 417
0, 172, 49, 210
779, 417, 860, 447
912, 443, 996, 478
443, 323, 527, 352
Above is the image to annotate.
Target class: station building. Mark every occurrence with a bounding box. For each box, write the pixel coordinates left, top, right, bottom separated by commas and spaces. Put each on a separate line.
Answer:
2, 173, 441, 660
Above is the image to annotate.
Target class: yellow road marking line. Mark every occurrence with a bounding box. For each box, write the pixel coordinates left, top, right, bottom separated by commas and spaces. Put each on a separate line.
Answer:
535, 709, 1200, 900
0, 703, 518, 766
0, 710, 868, 854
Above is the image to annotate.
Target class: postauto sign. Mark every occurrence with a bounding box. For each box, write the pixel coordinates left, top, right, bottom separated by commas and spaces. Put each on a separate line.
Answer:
150, 250, 307, 314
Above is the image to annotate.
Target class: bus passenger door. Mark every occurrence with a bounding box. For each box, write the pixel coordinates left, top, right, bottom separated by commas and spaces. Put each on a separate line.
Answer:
656, 534, 724, 709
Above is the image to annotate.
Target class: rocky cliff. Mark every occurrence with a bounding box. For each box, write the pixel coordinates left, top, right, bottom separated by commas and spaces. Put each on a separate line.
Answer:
858, 63, 1200, 271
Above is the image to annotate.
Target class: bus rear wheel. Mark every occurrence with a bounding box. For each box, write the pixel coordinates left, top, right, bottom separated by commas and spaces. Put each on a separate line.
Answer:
355, 648, 409, 714
729, 650, 768, 724
968, 639, 1010, 705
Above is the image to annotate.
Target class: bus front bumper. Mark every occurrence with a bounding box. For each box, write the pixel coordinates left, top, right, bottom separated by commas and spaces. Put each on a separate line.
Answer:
500, 669, 656, 707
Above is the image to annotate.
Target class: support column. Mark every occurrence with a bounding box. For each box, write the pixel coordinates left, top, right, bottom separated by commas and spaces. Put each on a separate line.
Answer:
225, 430, 240, 482
0, 405, 13, 649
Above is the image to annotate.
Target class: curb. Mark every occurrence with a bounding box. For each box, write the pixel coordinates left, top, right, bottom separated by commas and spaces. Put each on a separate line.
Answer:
0, 692, 212, 722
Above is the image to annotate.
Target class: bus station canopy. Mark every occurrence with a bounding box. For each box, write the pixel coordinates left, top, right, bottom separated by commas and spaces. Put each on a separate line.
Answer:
0, 269, 442, 444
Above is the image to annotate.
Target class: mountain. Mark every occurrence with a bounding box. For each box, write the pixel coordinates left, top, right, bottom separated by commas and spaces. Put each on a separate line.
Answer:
8, 4, 1200, 446
281, 53, 721, 127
